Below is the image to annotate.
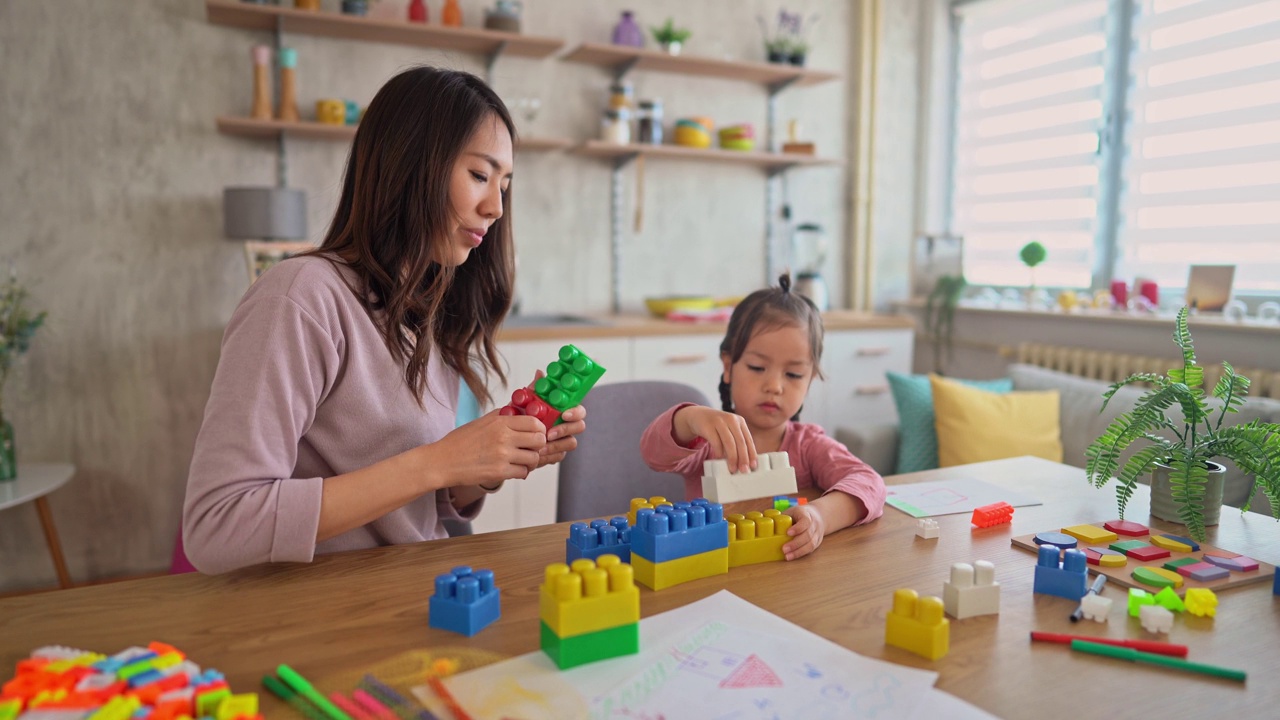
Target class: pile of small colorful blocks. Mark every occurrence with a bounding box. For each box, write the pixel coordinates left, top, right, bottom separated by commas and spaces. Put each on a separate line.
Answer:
1, 642, 260, 720
772, 495, 806, 511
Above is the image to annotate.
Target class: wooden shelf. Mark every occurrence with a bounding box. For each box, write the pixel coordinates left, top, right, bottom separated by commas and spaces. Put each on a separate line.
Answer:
215, 116, 572, 151
206, 0, 563, 58
562, 43, 839, 89
573, 140, 838, 171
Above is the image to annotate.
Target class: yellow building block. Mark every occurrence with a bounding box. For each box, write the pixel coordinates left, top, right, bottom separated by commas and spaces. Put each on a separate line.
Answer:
632, 547, 728, 590
628, 496, 672, 525
1150, 535, 1194, 552
1185, 587, 1218, 617
540, 556, 640, 638
727, 510, 792, 567
1062, 524, 1118, 544
216, 694, 259, 720
884, 589, 949, 661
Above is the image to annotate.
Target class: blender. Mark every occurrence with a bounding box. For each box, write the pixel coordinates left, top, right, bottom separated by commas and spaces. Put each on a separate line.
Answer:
791, 223, 829, 311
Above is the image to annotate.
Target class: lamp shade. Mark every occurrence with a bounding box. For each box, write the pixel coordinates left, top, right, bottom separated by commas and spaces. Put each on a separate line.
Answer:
223, 186, 308, 240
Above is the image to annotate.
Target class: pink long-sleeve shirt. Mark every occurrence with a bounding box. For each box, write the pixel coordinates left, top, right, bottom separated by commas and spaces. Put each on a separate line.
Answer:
183, 256, 478, 574
640, 403, 886, 523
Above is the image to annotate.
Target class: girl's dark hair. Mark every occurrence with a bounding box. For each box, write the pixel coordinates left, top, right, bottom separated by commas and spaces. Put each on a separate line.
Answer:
717, 274, 825, 421
314, 66, 516, 408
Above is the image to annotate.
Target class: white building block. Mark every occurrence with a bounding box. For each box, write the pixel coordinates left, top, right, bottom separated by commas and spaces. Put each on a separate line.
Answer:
701, 452, 798, 503
916, 518, 939, 539
1139, 604, 1174, 634
942, 560, 1000, 619
1080, 593, 1113, 623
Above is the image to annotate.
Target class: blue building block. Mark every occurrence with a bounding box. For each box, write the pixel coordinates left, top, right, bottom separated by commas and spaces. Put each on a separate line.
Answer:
1033, 546, 1089, 600
567, 516, 632, 564
1274, 566, 1279, 596
631, 500, 729, 563
127, 669, 165, 689
429, 566, 501, 637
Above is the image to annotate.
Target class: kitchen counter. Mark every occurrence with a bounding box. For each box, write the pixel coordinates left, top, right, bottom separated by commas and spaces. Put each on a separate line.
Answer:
497, 310, 914, 341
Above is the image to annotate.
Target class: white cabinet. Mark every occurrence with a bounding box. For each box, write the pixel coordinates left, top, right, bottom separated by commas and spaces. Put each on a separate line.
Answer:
629, 335, 724, 407
807, 329, 913, 433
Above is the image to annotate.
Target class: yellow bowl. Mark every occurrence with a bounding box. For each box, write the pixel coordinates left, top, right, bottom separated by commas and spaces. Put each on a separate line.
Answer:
645, 295, 717, 318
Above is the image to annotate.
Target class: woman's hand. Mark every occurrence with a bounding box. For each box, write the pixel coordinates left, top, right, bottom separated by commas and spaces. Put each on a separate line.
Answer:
429, 411, 546, 487
674, 406, 757, 474
537, 404, 586, 468
782, 503, 826, 561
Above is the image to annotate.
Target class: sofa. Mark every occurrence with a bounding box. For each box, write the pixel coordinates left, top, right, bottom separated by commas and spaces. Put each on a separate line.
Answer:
836, 363, 1279, 516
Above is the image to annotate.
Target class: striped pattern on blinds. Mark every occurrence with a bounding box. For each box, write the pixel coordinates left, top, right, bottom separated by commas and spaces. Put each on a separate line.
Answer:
950, 0, 1110, 288
1118, 0, 1280, 293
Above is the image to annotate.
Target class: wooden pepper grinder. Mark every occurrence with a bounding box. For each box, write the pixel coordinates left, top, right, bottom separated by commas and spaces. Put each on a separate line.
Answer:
277, 47, 300, 122
250, 45, 273, 120
442, 0, 463, 27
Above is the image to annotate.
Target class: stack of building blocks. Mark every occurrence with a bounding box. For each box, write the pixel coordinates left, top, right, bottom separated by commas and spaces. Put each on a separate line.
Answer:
628, 496, 673, 525
1184, 587, 1218, 617
540, 555, 640, 670
429, 566, 500, 637
884, 589, 950, 660
1139, 605, 1174, 634
1033, 546, 1089, 600
567, 516, 632, 564
971, 501, 1014, 528
630, 500, 729, 590
0, 643, 259, 720
499, 344, 606, 430
726, 509, 792, 567
701, 452, 798, 503
916, 518, 939, 539
1080, 593, 1112, 622
942, 560, 1000, 619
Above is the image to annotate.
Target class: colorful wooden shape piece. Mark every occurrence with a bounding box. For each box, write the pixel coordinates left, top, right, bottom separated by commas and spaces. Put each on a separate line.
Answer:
1084, 547, 1127, 568
1184, 587, 1217, 617
1174, 562, 1230, 582
1109, 539, 1151, 554
1201, 549, 1239, 559
1103, 520, 1149, 537
1162, 557, 1201, 571
1132, 566, 1183, 589
1202, 554, 1260, 572
1153, 533, 1200, 552
1033, 531, 1078, 549
1062, 524, 1118, 544
1126, 545, 1172, 562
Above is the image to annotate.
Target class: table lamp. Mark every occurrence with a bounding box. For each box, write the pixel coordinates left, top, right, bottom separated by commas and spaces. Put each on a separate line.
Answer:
222, 186, 308, 240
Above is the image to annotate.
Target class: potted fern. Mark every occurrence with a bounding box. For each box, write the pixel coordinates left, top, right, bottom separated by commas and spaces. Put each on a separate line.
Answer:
1085, 307, 1280, 541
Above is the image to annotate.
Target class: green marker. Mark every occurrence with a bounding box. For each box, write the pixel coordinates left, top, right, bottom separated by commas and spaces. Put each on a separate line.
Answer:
1070, 640, 1246, 683
277, 664, 355, 720
262, 675, 328, 720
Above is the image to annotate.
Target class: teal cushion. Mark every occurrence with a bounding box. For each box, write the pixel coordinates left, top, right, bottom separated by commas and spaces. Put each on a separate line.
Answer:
887, 372, 1014, 474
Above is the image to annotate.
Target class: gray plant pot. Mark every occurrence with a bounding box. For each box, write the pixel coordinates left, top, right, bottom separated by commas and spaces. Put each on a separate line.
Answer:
1150, 460, 1225, 527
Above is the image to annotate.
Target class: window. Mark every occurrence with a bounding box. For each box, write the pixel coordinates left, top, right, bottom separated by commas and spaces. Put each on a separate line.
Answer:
948, 0, 1280, 295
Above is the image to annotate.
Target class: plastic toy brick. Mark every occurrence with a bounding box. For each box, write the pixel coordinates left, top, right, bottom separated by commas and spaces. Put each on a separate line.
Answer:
1184, 587, 1218, 617
214, 693, 258, 720
631, 547, 728, 590
727, 510, 792, 567
630, 500, 728, 563
884, 588, 950, 661
1275, 567, 1279, 595
1128, 588, 1155, 617
1080, 593, 1112, 622
566, 516, 632, 564
915, 518, 939, 540
1061, 524, 1117, 544
536, 344, 607, 413
1033, 546, 1089, 600
772, 495, 805, 511
0, 699, 19, 720
942, 560, 1000, 620
1153, 586, 1185, 613
428, 566, 501, 637
539, 556, 639, 639
540, 620, 638, 670
627, 496, 672, 525
1082, 547, 1127, 567
1139, 604, 1174, 634
1131, 566, 1183, 589
1174, 561, 1229, 582
1150, 534, 1197, 553
971, 501, 1013, 528
1103, 519, 1148, 536
701, 452, 798, 504
499, 387, 562, 431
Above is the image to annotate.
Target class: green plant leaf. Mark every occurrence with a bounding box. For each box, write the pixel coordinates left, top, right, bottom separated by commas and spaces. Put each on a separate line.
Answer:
1116, 445, 1165, 518
1211, 422, 1280, 518
1100, 373, 1165, 411
1166, 452, 1210, 542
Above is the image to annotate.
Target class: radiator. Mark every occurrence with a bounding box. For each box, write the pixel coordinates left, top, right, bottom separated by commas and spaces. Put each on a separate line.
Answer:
1001, 343, 1280, 400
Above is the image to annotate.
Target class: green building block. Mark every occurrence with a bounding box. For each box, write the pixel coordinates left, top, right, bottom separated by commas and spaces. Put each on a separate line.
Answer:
540, 620, 638, 670
1128, 588, 1155, 617
1154, 586, 1186, 612
535, 344, 607, 413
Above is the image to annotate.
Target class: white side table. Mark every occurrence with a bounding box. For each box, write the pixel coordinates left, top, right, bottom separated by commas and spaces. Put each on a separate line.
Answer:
0, 463, 76, 589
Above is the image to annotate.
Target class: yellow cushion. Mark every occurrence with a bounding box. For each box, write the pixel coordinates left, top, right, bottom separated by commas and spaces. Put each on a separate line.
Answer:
930, 375, 1063, 467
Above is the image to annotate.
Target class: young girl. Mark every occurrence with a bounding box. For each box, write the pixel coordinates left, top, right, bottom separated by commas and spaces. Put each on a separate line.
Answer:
640, 275, 886, 560
183, 67, 587, 574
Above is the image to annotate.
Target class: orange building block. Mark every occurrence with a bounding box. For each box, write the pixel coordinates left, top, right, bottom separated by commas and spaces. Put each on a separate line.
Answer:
971, 501, 1014, 528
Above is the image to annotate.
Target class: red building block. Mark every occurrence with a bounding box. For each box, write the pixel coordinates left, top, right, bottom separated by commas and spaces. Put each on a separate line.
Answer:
499, 387, 562, 431
971, 502, 1014, 528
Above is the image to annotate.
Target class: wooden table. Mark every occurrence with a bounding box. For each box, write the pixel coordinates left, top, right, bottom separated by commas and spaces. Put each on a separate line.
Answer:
2, 457, 1278, 717
0, 463, 75, 589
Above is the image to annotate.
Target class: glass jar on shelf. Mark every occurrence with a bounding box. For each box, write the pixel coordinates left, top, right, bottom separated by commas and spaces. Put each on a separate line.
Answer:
636, 99, 663, 144
608, 82, 634, 112
601, 108, 632, 144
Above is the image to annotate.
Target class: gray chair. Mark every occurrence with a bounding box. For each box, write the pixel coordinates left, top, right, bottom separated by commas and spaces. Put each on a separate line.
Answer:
556, 381, 710, 523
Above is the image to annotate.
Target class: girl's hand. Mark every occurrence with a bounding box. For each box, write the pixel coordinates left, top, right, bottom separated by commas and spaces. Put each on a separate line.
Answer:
782, 503, 826, 560
674, 406, 757, 474
537, 404, 586, 468
431, 411, 546, 486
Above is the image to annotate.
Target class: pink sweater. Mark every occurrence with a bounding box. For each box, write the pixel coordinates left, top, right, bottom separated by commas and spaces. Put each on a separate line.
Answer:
183, 256, 477, 574
640, 404, 886, 523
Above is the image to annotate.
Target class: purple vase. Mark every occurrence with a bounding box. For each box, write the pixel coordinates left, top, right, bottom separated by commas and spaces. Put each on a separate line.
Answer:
612, 11, 645, 48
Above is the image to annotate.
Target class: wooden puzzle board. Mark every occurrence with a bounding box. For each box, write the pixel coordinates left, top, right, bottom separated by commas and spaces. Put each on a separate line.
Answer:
1011, 522, 1276, 595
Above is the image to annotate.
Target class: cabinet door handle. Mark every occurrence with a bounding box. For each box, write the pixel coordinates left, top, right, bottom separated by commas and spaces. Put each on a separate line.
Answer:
854, 384, 889, 396
855, 347, 893, 357
664, 354, 708, 364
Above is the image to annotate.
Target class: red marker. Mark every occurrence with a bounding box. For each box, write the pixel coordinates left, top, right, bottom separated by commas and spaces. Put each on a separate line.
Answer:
1030, 631, 1188, 658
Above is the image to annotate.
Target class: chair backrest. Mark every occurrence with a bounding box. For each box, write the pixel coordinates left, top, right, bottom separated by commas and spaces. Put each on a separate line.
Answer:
556, 380, 710, 523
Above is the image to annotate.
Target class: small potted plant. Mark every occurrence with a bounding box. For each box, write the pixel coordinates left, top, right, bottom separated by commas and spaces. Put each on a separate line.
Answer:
650, 18, 691, 55
758, 9, 817, 65
1085, 307, 1280, 541
0, 270, 47, 481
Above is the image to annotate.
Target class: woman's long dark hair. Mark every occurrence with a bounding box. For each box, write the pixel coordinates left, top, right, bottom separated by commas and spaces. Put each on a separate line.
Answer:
717, 274, 825, 421
315, 66, 516, 407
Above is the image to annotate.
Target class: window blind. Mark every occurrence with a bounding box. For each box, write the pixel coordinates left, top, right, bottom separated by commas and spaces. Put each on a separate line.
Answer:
950, 0, 1111, 288
1118, 0, 1280, 293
